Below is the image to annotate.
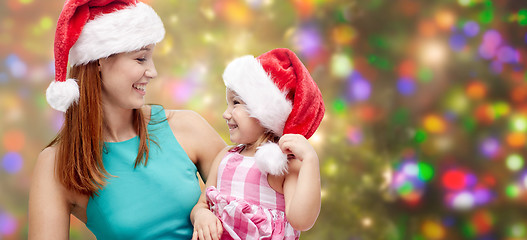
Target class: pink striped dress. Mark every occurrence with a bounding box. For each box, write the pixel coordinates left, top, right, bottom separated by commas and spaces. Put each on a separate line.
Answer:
206, 146, 301, 240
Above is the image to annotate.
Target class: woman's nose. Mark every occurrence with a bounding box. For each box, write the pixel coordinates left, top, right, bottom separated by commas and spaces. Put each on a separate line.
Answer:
145, 61, 158, 79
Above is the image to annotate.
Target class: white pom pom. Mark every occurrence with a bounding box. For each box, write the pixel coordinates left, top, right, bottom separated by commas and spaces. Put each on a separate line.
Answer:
255, 142, 288, 176
46, 79, 79, 112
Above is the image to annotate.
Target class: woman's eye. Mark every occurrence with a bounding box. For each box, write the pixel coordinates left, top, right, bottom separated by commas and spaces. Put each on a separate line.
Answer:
136, 58, 146, 62
233, 100, 240, 105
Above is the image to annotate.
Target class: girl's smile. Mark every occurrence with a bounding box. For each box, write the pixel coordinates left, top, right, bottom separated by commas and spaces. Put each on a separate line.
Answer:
223, 89, 266, 145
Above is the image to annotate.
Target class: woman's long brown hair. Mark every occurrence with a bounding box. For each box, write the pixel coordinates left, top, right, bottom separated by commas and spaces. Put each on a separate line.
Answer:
47, 61, 150, 196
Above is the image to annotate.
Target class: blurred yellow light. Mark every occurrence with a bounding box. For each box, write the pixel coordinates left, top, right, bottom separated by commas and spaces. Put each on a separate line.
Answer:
332, 25, 355, 45
224, 1, 252, 25
510, 114, 527, 132
168, 15, 178, 24
458, 0, 472, 7
506, 154, 524, 171
423, 115, 446, 133
422, 220, 445, 239
309, 132, 323, 147
201, 7, 215, 20
446, 89, 468, 113
381, 167, 393, 189
203, 33, 215, 43
435, 10, 456, 30
362, 217, 372, 227
330, 53, 353, 78
435, 135, 452, 152
158, 36, 173, 55
323, 158, 338, 176
493, 102, 510, 118
419, 41, 447, 66
40, 17, 53, 30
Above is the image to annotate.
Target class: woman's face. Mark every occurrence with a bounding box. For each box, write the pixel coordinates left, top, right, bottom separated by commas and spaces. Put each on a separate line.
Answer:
99, 44, 157, 110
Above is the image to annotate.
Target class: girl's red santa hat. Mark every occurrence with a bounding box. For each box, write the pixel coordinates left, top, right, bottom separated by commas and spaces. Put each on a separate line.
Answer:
46, 0, 165, 112
223, 48, 325, 175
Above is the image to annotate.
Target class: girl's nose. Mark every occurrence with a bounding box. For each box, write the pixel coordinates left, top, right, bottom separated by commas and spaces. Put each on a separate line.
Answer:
222, 108, 231, 120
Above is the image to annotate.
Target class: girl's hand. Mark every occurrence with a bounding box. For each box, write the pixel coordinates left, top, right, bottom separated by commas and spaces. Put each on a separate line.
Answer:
191, 208, 222, 240
278, 134, 318, 163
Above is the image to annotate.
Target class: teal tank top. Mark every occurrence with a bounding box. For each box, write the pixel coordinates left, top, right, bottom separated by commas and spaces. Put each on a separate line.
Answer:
86, 105, 201, 239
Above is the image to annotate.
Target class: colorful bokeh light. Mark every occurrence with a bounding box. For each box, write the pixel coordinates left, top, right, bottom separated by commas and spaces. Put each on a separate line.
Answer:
2, 152, 23, 174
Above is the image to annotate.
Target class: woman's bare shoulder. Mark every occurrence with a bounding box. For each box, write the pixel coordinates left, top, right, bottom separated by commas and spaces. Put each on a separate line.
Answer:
36, 146, 58, 168
33, 146, 75, 200
165, 109, 209, 128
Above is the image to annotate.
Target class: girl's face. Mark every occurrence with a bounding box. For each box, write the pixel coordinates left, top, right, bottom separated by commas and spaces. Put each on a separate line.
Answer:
223, 89, 266, 146
99, 44, 157, 110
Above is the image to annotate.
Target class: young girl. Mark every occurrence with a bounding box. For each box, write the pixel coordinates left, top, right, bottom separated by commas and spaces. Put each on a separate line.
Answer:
191, 48, 325, 240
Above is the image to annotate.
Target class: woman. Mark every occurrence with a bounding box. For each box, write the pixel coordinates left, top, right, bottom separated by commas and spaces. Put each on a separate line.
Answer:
28, 0, 225, 239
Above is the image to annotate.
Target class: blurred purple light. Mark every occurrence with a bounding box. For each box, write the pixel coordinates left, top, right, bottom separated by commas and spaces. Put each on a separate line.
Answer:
170, 81, 195, 104
480, 137, 500, 158
0, 72, 7, 84
351, 78, 371, 101
5, 54, 27, 79
397, 77, 416, 96
48, 60, 55, 75
52, 111, 64, 132
245, 0, 265, 9
347, 127, 363, 145
478, 44, 496, 60
293, 26, 322, 58
2, 152, 23, 174
482, 30, 502, 47
463, 21, 480, 37
347, 72, 371, 102
496, 46, 518, 63
0, 212, 17, 235
392, 171, 426, 191
465, 173, 478, 188
473, 188, 493, 204
490, 60, 503, 74
442, 216, 456, 227
449, 34, 466, 51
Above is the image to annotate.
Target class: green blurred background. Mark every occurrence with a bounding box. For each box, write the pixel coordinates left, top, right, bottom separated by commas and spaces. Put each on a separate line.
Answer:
2, 0, 527, 239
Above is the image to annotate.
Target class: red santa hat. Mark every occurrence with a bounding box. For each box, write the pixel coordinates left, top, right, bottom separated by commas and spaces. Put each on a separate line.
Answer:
223, 48, 325, 175
46, 0, 165, 112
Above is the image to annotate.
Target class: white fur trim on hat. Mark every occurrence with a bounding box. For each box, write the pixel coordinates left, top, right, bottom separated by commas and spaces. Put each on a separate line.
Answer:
223, 55, 293, 136
69, 2, 165, 66
46, 78, 79, 112
255, 142, 288, 175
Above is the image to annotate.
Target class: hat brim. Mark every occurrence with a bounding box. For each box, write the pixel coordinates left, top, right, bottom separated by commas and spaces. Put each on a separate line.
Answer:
69, 2, 165, 66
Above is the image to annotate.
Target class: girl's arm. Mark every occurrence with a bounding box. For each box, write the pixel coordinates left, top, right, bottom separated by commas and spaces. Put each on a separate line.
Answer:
190, 146, 229, 240
281, 134, 321, 231
28, 147, 72, 240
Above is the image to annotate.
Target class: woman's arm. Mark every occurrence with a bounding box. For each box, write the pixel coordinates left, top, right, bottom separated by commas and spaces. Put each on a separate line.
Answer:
166, 110, 226, 181
281, 134, 321, 231
191, 146, 229, 240
28, 147, 72, 240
